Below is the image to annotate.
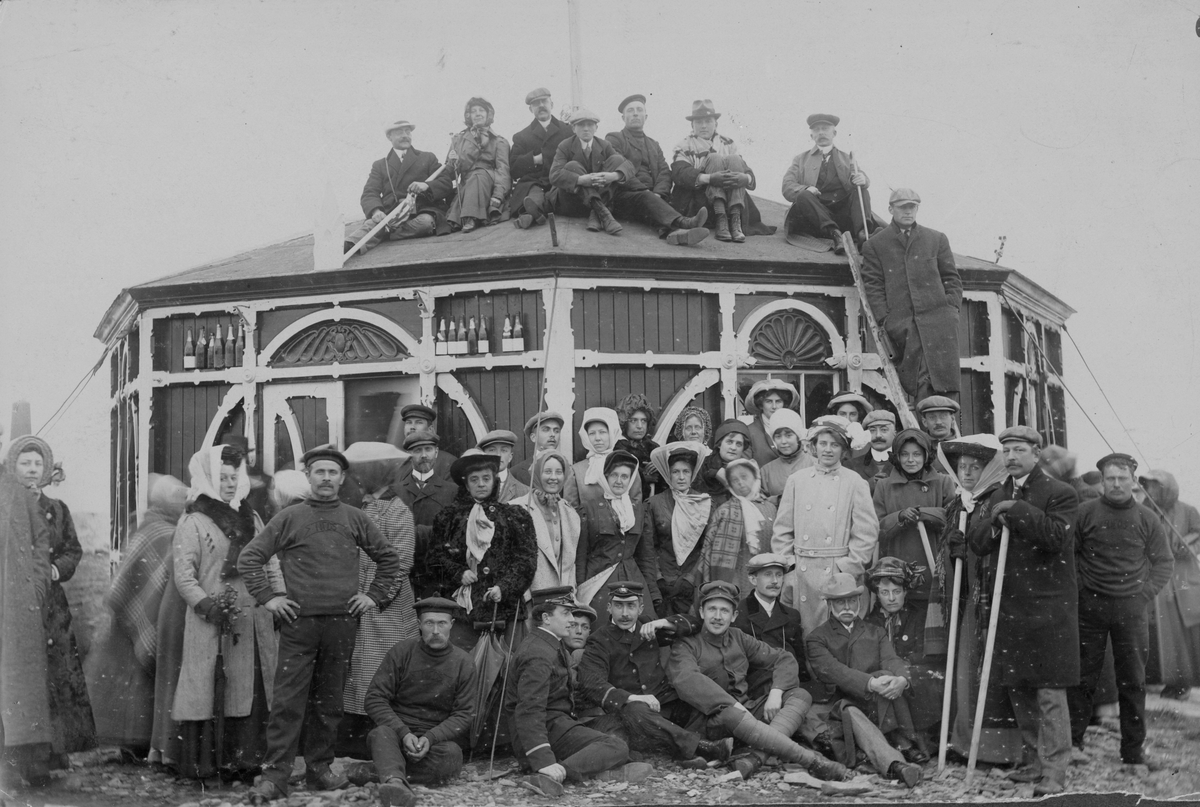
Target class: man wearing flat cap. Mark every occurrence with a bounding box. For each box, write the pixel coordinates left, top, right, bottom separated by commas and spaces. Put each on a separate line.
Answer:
394, 430, 459, 598
861, 189, 962, 403
967, 426, 1080, 796
670, 99, 775, 242
578, 581, 733, 768
852, 410, 897, 489
397, 404, 457, 481
1067, 453, 1172, 766
364, 597, 477, 807
916, 396, 960, 473
424, 452, 537, 652
566, 603, 597, 668
345, 120, 455, 254
604, 95, 710, 246
511, 411, 567, 486
505, 586, 641, 797
241, 446, 401, 802
782, 114, 874, 253
510, 88, 572, 229
668, 581, 849, 782
478, 429, 531, 503
548, 108, 636, 235
805, 573, 924, 787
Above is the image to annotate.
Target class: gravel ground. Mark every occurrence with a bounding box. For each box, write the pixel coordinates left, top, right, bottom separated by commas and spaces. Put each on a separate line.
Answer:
4, 698, 1199, 807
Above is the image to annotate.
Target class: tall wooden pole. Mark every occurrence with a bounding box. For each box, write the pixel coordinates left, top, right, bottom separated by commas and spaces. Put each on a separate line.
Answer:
567, 0, 584, 107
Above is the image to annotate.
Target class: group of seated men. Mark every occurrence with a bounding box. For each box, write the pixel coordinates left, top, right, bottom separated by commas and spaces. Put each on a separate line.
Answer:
344, 88, 895, 250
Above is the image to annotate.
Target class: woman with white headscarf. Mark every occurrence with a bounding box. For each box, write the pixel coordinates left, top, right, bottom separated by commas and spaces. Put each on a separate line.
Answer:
696, 458, 778, 588
576, 451, 660, 622
771, 416, 877, 633
564, 407, 642, 514
169, 444, 281, 781
511, 450, 580, 594
643, 441, 712, 616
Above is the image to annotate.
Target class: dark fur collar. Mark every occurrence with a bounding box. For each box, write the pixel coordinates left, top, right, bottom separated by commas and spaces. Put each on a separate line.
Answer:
188, 494, 256, 579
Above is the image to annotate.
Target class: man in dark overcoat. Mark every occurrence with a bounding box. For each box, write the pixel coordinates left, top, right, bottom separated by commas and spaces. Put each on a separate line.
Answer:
393, 430, 458, 598
967, 425, 1080, 796
850, 410, 897, 489
604, 94, 709, 245
509, 88, 572, 230
396, 404, 457, 480
578, 581, 731, 766
860, 189, 962, 403
344, 120, 455, 253
503, 586, 636, 797
781, 113, 874, 252
548, 108, 636, 235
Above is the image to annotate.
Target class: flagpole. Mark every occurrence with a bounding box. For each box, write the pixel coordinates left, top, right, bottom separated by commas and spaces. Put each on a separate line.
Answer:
568, 0, 584, 107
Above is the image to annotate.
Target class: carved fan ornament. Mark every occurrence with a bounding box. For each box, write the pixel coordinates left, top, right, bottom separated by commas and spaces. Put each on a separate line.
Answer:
274, 322, 407, 367
748, 310, 830, 369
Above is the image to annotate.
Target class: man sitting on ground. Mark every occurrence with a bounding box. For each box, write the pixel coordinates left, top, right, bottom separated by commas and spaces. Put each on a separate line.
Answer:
668, 581, 849, 782
579, 581, 733, 768
805, 573, 924, 788
362, 597, 476, 807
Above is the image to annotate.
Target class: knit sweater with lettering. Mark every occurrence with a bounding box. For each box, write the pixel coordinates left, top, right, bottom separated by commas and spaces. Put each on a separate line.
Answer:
238, 497, 399, 615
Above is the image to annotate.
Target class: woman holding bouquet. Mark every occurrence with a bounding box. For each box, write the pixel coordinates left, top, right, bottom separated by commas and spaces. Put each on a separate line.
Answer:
170, 444, 282, 781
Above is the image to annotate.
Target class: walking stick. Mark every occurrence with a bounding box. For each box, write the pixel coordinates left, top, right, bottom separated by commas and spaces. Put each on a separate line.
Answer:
489, 600, 522, 778
849, 152, 870, 243
966, 524, 1010, 783
937, 511, 968, 772
344, 164, 448, 260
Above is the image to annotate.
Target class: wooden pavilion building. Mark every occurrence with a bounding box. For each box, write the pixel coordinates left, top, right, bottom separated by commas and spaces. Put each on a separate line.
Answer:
95, 197, 1074, 549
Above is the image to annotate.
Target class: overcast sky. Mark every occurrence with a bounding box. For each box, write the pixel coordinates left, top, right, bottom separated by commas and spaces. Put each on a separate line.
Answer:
1, 0, 1198, 515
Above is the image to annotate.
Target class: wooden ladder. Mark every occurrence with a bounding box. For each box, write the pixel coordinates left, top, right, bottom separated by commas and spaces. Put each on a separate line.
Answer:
842, 232, 920, 430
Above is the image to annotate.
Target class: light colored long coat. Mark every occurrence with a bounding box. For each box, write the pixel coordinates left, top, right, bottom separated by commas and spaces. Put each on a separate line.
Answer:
772, 465, 878, 632
510, 492, 579, 594
171, 510, 281, 721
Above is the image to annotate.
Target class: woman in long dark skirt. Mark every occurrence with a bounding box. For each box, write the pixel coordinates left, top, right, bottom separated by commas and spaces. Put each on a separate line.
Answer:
6, 436, 97, 767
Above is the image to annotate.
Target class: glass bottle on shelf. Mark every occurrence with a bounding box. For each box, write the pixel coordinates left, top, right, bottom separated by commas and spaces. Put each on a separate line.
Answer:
183, 328, 196, 370
234, 323, 245, 365
478, 316, 490, 354
196, 326, 208, 370
466, 317, 478, 355
224, 323, 236, 367
213, 323, 225, 370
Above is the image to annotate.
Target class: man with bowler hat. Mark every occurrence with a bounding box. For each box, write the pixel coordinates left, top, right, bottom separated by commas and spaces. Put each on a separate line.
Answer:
1068, 452, 1172, 765
344, 120, 455, 254
967, 425, 1080, 795
604, 94, 709, 245
505, 586, 643, 797
364, 597, 477, 807
782, 113, 873, 252
578, 580, 732, 767
241, 446, 401, 802
860, 189, 962, 403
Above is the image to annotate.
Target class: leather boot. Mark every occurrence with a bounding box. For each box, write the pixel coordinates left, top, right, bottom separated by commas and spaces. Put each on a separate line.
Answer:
678, 207, 708, 230
587, 209, 601, 231
888, 761, 923, 788
729, 209, 746, 242
524, 195, 547, 225
1034, 769, 1066, 796
719, 708, 850, 781
697, 737, 733, 763
714, 212, 732, 241
592, 201, 622, 235
378, 778, 416, 807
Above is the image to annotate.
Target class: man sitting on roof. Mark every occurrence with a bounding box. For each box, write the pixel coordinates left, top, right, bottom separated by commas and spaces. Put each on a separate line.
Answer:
511, 87, 572, 230
547, 108, 636, 236
781, 114, 873, 253
670, 100, 776, 243
345, 120, 455, 254
604, 94, 709, 246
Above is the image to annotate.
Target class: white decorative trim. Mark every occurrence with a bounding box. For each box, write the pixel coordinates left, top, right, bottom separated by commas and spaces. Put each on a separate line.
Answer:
436, 373, 489, 443
542, 285, 576, 422
653, 368, 721, 445
259, 307, 421, 364
734, 298, 847, 364
202, 387, 248, 449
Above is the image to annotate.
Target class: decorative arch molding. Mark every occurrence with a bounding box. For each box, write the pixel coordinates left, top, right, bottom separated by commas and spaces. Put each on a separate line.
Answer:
735, 299, 845, 367
262, 308, 420, 367
202, 387, 247, 449
436, 373, 489, 444
653, 368, 721, 445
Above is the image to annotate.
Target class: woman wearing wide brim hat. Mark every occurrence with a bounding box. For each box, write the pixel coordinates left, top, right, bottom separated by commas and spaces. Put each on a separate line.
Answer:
828, 390, 873, 423
742, 378, 801, 466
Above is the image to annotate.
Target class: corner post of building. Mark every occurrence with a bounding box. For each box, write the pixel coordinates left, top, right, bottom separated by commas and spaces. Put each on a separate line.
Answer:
718, 290, 739, 419
843, 287, 865, 392
541, 282, 576, 419
986, 294, 1007, 428
418, 288, 439, 406
135, 310, 154, 527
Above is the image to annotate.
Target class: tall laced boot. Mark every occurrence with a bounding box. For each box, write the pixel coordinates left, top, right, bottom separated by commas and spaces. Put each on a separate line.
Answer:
713, 199, 731, 241
718, 708, 851, 782
592, 200, 622, 235
729, 207, 746, 243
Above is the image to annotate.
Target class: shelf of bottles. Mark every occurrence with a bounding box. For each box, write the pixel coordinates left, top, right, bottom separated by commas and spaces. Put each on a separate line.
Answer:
182, 319, 247, 371
434, 315, 526, 356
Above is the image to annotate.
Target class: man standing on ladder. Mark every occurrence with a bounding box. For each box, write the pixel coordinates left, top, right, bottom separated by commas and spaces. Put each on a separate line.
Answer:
860, 189, 962, 404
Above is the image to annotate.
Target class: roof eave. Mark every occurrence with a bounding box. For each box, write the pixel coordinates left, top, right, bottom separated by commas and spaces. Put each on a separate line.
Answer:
93, 290, 139, 346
